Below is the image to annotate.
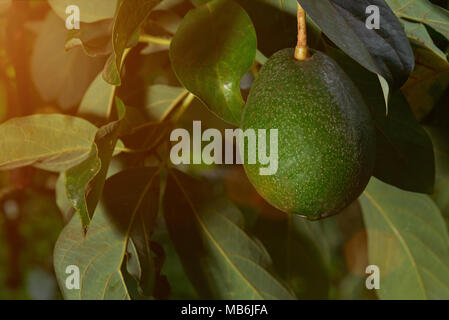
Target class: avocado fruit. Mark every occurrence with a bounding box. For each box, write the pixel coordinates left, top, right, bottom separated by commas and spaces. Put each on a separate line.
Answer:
241, 48, 376, 220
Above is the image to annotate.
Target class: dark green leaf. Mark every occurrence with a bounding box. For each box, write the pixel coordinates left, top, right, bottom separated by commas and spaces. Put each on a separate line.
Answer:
84, 98, 126, 218
325, 46, 435, 194
65, 145, 101, 227
170, 0, 257, 125
299, 0, 414, 105
372, 92, 435, 193
64, 97, 126, 229
143, 85, 188, 121
235, 0, 322, 56
164, 169, 294, 299
150, 10, 182, 35
292, 215, 342, 273
54, 167, 161, 299
103, 0, 162, 85
252, 213, 334, 299
425, 127, 449, 217
66, 19, 113, 57
152, 217, 199, 299
236, 0, 297, 57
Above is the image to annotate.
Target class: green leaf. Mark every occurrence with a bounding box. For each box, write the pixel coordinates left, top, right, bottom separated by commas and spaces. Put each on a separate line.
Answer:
360, 177, 449, 299
299, 0, 415, 108
252, 213, 334, 299
425, 127, 449, 217
65, 19, 113, 57
169, 0, 257, 125
324, 45, 435, 194
63, 141, 123, 229
155, 0, 184, 10
258, 0, 296, 15
0, 114, 97, 172
103, 0, 162, 85
292, 215, 342, 274
401, 47, 449, 120
65, 145, 101, 228
116, 106, 147, 136
235, 0, 295, 56
163, 169, 295, 299
150, 10, 182, 35
63, 97, 126, 230
85, 98, 126, 220
31, 12, 105, 109
339, 274, 377, 300
152, 218, 199, 299
402, 19, 447, 60
48, 0, 118, 23
143, 85, 188, 121
386, 0, 449, 40
234, 0, 322, 56
372, 92, 435, 193
253, 201, 368, 299
78, 72, 116, 123
55, 173, 74, 222
54, 167, 161, 299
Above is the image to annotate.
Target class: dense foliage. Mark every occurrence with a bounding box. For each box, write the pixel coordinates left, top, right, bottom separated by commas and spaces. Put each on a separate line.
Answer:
0, 0, 449, 300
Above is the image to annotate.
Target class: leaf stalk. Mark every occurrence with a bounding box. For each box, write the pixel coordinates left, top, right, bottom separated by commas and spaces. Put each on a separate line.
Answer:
139, 34, 172, 46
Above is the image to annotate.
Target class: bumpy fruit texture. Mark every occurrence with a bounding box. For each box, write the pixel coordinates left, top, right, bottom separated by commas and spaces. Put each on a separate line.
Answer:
241, 48, 376, 220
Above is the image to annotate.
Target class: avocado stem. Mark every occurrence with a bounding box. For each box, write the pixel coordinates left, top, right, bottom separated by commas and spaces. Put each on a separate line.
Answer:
294, 2, 308, 61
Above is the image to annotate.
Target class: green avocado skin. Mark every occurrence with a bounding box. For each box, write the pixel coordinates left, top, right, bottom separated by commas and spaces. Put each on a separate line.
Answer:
241, 48, 376, 220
